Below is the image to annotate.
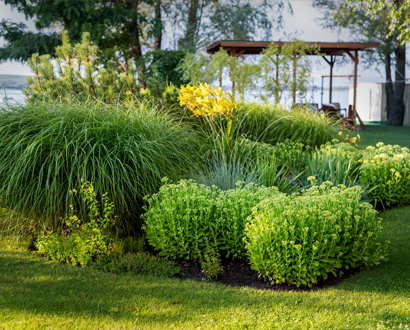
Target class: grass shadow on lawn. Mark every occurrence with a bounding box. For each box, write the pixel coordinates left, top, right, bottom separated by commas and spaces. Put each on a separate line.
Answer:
0, 207, 409, 329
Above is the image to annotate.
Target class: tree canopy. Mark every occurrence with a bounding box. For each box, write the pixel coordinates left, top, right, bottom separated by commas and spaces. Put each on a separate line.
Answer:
344, 0, 410, 44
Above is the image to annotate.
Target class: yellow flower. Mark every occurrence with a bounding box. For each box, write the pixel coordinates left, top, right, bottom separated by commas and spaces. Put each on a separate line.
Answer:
178, 83, 236, 120
338, 131, 343, 136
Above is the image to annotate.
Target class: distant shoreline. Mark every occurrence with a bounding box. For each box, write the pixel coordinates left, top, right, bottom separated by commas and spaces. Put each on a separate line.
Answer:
0, 75, 28, 90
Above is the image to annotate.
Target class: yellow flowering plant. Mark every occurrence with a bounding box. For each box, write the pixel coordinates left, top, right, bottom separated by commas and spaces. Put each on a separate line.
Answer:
338, 131, 360, 146
178, 83, 237, 120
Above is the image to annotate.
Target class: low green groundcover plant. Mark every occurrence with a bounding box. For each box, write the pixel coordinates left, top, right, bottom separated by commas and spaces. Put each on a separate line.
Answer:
143, 179, 280, 261
92, 252, 180, 277
245, 182, 388, 287
0, 101, 198, 233
360, 143, 410, 206
35, 182, 115, 266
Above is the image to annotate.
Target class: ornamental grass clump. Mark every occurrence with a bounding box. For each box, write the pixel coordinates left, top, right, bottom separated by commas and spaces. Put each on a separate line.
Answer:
142, 179, 280, 260
0, 101, 199, 233
232, 102, 339, 148
245, 183, 388, 287
360, 143, 410, 206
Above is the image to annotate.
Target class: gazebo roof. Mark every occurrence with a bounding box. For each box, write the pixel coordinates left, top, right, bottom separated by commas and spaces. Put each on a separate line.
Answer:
206, 40, 380, 56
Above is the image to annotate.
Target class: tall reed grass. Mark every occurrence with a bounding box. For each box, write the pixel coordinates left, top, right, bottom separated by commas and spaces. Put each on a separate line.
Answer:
232, 103, 340, 148
0, 101, 199, 233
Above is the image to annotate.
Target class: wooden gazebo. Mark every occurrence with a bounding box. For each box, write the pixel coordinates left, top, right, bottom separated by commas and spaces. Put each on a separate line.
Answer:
207, 40, 380, 129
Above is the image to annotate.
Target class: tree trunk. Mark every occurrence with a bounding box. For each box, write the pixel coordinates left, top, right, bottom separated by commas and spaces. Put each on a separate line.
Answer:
386, 43, 406, 125
384, 53, 394, 122
153, 1, 162, 51
130, 0, 145, 87
130, 0, 143, 63
178, 0, 199, 52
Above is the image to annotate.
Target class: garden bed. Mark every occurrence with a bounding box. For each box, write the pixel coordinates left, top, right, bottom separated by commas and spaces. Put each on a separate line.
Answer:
174, 258, 358, 291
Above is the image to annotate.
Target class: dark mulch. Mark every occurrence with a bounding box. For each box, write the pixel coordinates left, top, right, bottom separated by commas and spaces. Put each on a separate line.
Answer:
174, 258, 359, 291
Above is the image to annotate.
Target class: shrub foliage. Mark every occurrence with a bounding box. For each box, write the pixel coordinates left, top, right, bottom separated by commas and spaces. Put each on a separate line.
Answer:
245, 183, 387, 287
143, 179, 280, 260
35, 182, 115, 266
360, 143, 410, 206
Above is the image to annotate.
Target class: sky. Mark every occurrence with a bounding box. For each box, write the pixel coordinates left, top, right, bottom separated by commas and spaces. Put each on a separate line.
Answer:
0, 0, 407, 87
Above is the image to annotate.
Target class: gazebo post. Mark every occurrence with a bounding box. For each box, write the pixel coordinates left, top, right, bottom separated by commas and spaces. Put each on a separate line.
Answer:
322, 55, 336, 103
346, 50, 366, 130
353, 51, 358, 129
329, 55, 334, 103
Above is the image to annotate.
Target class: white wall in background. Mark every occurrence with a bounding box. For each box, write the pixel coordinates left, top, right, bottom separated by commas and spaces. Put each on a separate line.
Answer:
349, 83, 384, 122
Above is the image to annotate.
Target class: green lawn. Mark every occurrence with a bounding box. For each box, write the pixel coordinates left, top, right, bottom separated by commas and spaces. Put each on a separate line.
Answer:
1, 205, 410, 329
358, 125, 410, 150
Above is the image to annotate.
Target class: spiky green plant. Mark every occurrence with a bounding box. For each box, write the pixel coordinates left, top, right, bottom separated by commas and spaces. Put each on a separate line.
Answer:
0, 100, 199, 234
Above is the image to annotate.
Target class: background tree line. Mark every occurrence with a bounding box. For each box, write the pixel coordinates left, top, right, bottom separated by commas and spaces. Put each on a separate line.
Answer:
1, 0, 409, 125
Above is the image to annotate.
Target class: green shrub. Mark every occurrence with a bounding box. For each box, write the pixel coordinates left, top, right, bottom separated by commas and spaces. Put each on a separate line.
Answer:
25, 31, 143, 104
271, 140, 311, 172
35, 182, 115, 266
320, 140, 362, 170
200, 243, 224, 280
143, 179, 280, 260
232, 102, 339, 148
360, 143, 410, 205
0, 101, 199, 233
92, 252, 180, 277
245, 183, 387, 287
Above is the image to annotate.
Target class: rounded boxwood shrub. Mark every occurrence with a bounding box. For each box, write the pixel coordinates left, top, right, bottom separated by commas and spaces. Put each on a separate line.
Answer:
245, 183, 387, 287
360, 143, 410, 206
0, 101, 199, 232
142, 179, 280, 260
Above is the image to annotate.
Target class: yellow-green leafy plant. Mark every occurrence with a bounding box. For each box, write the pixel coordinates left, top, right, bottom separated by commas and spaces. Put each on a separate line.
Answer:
200, 241, 224, 280
35, 182, 115, 266
245, 183, 388, 287
178, 83, 236, 120
360, 143, 410, 205
142, 179, 280, 261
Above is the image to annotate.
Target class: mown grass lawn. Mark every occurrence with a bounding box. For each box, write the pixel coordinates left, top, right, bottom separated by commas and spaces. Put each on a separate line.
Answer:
1, 205, 409, 330
358, 125, 410, 150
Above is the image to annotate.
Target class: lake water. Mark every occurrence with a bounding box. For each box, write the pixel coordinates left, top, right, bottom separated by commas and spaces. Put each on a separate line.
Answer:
0, 89, 25, 105
0, 87, 350, 111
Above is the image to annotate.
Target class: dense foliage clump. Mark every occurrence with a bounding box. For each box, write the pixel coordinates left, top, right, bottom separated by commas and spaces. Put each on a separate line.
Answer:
232, 102, 339, 148
143, 179, 280, 260
0, 101, 198, 233
245, 183, 388, 287
35, 182, 115, 266
360, 143, 410, 205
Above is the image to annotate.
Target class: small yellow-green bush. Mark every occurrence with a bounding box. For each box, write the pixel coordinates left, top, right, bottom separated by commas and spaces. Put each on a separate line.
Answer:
35, 182, 115, 266
245, 183, 387, 287
142, 179, 280, 260
360, 143, 410, 205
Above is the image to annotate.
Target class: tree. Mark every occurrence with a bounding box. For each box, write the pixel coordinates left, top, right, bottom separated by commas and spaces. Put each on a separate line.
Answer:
259, 41, 318, 105
260, 43, 292, 105
24, 31, 139, 103
0, 0, 154, 66
169, 0, 216, 52
313, 0, 406, 126
345, 0, 410, 44
209, 0, 292, 41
